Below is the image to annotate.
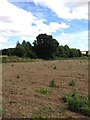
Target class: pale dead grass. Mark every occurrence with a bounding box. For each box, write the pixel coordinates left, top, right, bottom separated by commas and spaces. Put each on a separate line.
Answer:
2, 60, 88, 118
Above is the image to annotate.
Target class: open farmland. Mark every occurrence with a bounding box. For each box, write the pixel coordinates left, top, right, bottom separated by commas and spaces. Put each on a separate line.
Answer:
2, 60, 89, 118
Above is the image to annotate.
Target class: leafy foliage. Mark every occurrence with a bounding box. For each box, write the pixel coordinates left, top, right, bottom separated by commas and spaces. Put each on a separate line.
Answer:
63, 80, 90, 117
49, 79, 57, 88
64, 45, 70, 58
1, 33, 83, 59
63, 92, 90, 117
55, 45, 82, 58
36, 87, 52, 95
15, 45, 26, 57
56, 45, 66, 57
14, 40, 37, 58
33, 33, 59, 59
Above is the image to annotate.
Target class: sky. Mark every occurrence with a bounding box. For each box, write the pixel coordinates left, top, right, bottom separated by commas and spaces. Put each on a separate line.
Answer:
0, 0, 89, 51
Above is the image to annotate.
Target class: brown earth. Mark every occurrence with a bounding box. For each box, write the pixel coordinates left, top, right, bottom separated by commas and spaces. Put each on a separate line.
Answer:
2, 60, 89, 118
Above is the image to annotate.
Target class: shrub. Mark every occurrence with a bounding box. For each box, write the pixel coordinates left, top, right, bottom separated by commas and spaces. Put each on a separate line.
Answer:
69, 80, 76, 87
49, 79, 57, 88
62, 92, 90, 117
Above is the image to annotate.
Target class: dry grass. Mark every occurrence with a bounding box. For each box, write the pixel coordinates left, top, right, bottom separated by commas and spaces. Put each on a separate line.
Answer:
2, 60, 88, 118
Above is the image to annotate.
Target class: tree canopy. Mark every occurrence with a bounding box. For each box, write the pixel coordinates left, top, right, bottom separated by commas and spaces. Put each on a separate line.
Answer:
33, 33, 59, 59
1, 33, 83, 59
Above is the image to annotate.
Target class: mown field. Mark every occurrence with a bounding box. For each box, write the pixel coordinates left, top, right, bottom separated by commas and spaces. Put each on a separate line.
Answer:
2, 58, 89, 118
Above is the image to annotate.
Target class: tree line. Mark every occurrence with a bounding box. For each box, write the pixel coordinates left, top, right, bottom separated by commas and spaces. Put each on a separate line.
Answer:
1, 33, 82, 59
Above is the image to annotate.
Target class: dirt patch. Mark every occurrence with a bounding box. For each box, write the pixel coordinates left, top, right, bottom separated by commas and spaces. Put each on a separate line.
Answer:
2, 60, 88, 118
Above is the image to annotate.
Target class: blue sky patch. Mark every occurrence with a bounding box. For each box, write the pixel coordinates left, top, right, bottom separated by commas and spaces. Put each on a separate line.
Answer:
0, 0, 88, 51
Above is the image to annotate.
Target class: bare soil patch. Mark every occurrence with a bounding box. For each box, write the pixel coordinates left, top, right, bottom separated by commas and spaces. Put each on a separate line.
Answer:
2, 60, 88, 118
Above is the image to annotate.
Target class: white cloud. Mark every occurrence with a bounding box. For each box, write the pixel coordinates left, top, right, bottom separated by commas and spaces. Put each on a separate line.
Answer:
0, 0, 69, 49
49, 22, 69, 32
29, 0, 88, 20
34, 21, 69, 34
0, 35, 8, 49
0, 35, 7, 43
55, 31, 88, 51
0, 0, 88, 51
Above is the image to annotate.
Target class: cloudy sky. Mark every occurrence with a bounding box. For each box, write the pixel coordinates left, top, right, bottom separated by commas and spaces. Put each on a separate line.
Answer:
0, 0, 89, 50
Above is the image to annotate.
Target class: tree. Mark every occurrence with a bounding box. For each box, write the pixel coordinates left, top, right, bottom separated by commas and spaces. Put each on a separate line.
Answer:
21, 40, 37, 58
0, 50, 1, 55
2, 49, 9, 55
56, 45, 66, 57
14, 40, 37, 58
16, 41, 20, 47
86, 51, 89, 56
33, 33, 59, 59
70, 48, 76, 58
70, 48, 82, 57
64, 45, 70, 57
14, 45, 26, 57
7, 48, 15, 56
77, 49, 82, 57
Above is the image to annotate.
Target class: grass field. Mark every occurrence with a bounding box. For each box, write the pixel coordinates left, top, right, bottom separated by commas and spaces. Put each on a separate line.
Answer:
2, 59, 89, 118
0, 55, 89, 64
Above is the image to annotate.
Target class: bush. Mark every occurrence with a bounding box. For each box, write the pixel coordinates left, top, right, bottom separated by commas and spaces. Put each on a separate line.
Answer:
62, 92, 90, 117
49, 79, 57, 88
81, 106, 90, 117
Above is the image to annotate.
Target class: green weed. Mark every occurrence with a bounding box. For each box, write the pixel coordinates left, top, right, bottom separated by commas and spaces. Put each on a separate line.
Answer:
36, 87, 52, 95
49, 79, 57, 88
62, 92, 90, 117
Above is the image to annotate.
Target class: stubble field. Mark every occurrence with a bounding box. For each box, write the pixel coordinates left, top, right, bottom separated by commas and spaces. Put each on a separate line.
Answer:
2, 60, 88, 118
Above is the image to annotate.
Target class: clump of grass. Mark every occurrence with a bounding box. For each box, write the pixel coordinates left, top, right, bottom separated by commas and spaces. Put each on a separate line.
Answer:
36, 88, 52, 95
69, 80, 76, 87
62, 92, 90, 117
52, 65, 56, 69
63, 79, 90, 117
62, 79, 90, 117
32, 106, 54, 118
49, 79, 57, 88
